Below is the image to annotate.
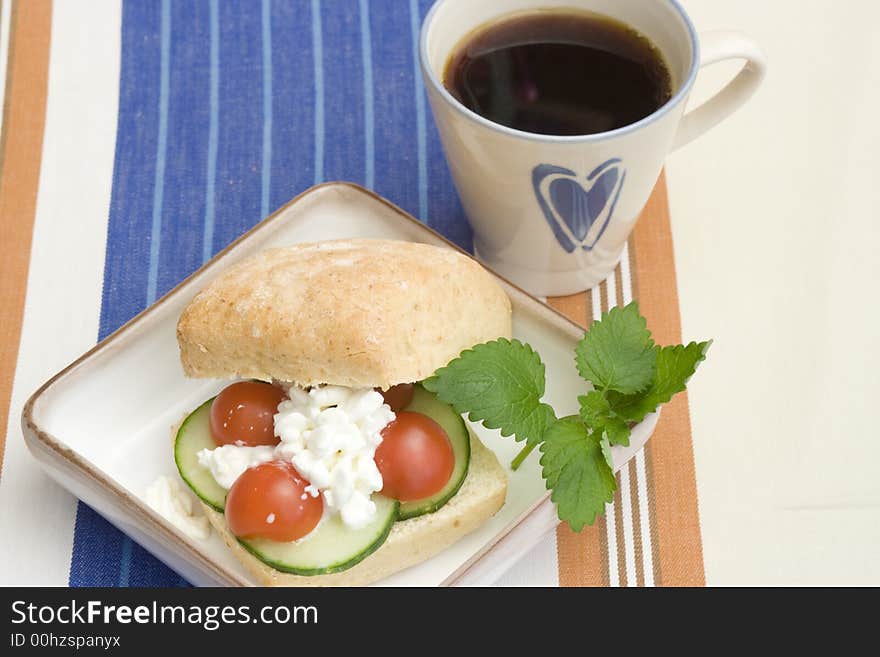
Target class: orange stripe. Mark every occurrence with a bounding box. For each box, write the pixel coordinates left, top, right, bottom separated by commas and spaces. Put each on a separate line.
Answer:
629, 171, 705, 586
545, 291, 589, 328
0, 0, 53, 480
555, 517, 610, 587
548, 289, 609, 587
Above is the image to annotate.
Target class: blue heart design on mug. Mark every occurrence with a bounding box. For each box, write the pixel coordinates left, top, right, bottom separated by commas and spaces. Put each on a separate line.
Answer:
532, 159, 626, 253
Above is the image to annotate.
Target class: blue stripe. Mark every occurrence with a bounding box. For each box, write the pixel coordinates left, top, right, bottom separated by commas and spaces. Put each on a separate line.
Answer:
157, 0, 211, 296
320, 2, 365, 184
418, 0, 470, 251
261, 0, 273, 218
117, 0, 171, 589
145, 0, 171, 306
95, 1, 159, 338
312, 0, 324, 185
370, 6, 418, 216
202, 0, 220, 263
408, 0, 428, 222
268, 1, 315, 208
212, 3, 263, 251
359, 0, 374, 189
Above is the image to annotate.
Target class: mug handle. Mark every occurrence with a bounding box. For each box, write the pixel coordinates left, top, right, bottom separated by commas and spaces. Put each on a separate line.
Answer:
671, 30, 767, 150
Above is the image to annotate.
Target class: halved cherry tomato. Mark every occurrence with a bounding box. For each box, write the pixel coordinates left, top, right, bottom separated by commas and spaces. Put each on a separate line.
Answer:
375, 411, 455, 501
209, 381, 286, 447
378, 383, 414, 412
225, 461, 323, 542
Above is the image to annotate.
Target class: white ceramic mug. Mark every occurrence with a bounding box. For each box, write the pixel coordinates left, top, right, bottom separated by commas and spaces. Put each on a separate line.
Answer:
419, 0, 766, 296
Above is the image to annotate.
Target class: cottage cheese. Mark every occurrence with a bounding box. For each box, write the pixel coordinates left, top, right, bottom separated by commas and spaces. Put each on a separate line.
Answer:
196, 444, 275, 489
196, 384, 394, 530
274, 385, 393, 529
145, 475, 211, 540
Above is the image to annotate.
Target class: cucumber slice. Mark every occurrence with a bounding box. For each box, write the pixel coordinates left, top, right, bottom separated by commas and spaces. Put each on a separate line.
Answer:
174, 398, 398, 575
397, 384, 471, 520
174, 398, 226, 512
240, 496, 398, 575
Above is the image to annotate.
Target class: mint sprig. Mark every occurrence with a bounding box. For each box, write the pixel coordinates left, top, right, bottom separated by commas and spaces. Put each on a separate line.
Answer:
427, 301, 710, 531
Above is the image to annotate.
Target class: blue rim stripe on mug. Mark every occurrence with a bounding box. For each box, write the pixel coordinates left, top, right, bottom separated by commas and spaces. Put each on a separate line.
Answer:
418, 0, 700, 144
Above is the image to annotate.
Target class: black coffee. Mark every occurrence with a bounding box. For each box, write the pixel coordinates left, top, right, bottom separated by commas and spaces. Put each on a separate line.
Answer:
443, 10, 672, 136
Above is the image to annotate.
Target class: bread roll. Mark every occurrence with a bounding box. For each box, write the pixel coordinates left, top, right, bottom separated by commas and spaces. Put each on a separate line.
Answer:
177, 239, 512, 388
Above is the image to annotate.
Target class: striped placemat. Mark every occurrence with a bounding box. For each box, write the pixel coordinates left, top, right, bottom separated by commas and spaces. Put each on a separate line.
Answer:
0, 0, 704, 587
548, 173, 704, 587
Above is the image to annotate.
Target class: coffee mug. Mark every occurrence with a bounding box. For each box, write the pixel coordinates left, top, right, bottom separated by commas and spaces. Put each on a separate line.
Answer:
419, 0, 766, 296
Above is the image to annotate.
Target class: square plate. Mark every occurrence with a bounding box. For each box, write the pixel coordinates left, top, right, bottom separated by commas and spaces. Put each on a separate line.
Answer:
22, 183, 656, 586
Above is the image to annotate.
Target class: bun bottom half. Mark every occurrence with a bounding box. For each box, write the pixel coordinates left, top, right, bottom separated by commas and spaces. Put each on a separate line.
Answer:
203, 431, 508, 586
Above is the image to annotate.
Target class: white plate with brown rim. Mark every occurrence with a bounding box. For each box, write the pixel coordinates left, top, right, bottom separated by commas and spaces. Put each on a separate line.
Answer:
22, 182, 656, 587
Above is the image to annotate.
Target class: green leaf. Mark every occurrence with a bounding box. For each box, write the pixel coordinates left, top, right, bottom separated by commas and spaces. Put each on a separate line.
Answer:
575, 302, 656, 394
578, 390, 631, 447
578, 390, 610, 424
539, 416, 616, 531
423, 338, 557, 448
601, 416, 631, 447
609, 340, 712, 423
599, 434, 613, 470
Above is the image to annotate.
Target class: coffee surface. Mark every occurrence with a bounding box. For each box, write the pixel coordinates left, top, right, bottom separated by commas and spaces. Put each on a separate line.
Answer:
443, 11, 672, 136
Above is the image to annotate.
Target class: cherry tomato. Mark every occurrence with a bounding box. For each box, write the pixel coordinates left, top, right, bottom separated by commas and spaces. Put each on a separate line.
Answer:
225, 461, 323, 542
209, 381, 286, 447
375, 411, 455, 501
378, 383, 415, 412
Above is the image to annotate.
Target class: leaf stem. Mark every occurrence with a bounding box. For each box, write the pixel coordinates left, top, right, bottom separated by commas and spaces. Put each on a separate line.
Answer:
511, 442, 537, 471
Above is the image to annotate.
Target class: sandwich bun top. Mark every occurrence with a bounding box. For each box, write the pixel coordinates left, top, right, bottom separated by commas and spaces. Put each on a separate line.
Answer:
177, 239, 512, 389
